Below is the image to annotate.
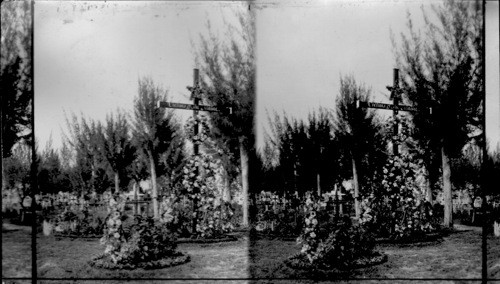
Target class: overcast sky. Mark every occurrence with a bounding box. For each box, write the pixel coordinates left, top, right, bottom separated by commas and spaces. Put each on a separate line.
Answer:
255, 0, 500, 151
35, 1, 241, 149
35, 1, 499, 153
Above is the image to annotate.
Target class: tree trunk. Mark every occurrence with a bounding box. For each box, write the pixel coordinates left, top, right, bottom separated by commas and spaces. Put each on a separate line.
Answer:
1, 158, 6, 230
148, 151, 159, 219
114, 172, 120, 194
317, 173, 321, 197
90, 157, 97, 194
2, 158, 7, 192
425, 166, 433, 204
239, 139, 249, 228
442, 146, 453, 228
223, 168, 231, 202
352, 156, 361, 218
133, 182, 138, 215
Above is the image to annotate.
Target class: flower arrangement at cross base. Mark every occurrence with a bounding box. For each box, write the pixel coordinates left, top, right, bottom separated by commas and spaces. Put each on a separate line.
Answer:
365, 151, 441, 241
176, 114, 235, 240
179, 153, 235, 239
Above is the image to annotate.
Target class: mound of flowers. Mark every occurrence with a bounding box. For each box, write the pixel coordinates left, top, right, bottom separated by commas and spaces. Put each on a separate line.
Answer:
364, 151, 441, 243
160, 114, 236, 242
172, 137, 235, 241
89, 195, 189, 269
285, 193, 386, 272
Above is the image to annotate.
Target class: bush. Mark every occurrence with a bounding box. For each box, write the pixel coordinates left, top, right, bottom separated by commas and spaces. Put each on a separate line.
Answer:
296, 193, 377, 269
312, 216, 375, 269
118, 215, 177, 263
98, 195, 179, 266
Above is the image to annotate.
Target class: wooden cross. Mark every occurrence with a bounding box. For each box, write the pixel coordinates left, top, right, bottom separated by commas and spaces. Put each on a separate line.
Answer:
158, 68, 232, 156
333, 184, 345, 217
158, 68, 232, 234
356, 68, 431, 155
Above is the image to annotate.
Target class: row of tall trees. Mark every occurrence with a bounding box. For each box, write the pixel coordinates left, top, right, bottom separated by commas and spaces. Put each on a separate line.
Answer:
30, 5, 256, 225
33, 5, 257, 225
258, 0, 489, 228
194, 8, 256, 227
393, 0, 484, 227
1, 1, 32, 192
35, 78, 186, 219
259, 75, 388, 213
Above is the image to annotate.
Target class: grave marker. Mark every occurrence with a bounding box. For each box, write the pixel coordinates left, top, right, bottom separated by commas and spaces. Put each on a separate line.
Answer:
157, 68, 232, 156
158, 68, 232, 233
356, 68, 432, 155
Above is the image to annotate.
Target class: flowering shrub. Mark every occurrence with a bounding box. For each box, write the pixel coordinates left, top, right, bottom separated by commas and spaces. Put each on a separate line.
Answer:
98, 194, 179, 266
296, 193, 324, 262
115, 215, 177, 264
296, 193, 376, 268
160, 195, 193, 237
365, 116, 440, 240
100, 195, 129, 263
180, 153, 234, 238
178, 113, 235, 239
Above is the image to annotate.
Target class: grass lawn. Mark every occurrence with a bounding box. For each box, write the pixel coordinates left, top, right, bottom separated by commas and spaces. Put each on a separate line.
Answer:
2, 222, 32, 279
37, 231, 250, 282
488, 231, 500, 280
249, 226, 499, 283
2, 222, 499, 283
